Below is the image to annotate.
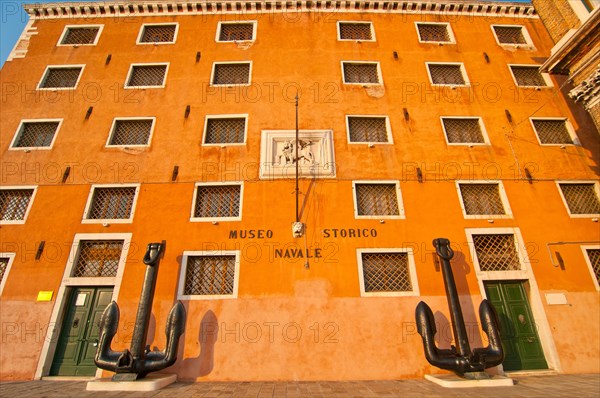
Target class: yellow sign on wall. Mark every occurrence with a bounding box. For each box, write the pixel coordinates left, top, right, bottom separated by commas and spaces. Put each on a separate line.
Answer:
36, 291, 53, 302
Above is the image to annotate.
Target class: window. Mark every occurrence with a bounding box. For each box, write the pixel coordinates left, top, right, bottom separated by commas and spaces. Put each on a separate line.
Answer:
353, 181, 403, 218
137, 23, 178, 44
357, 249, 419, 297
492, 25, 533, 47
211, 62, 252, 86
583, 247, 600, 290
416, 22, 454, 43
427, 63, 469, 86
71, 240, 124, 277
191, 183, 243, 222
203, 115, 247, 145
0, 254, 15, 295
558, 182, 600, 216
10, 119, 61, 149
441, 117, 487, 144
457, 182, 511, 218
530, 118, 575, 145
342, 62, 382, 85
337, 22, 375, 41
178, 251, 240, 299
125, 63, 168, 88
0, 187, 36, 224
216, 21, 256, 42
509, 65, 550, 87
38, 65, 84, 89
346, 116, 391, 143
472, 234, 521, 272
58, 25, 102, 46
83, 185, 139, 223
107, 118, 155, 146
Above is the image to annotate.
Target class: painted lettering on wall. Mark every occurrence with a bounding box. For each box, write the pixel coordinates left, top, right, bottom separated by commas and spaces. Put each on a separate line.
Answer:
274, 248, 322, 259
322, 228, 377, 238
229, 230, 274, 239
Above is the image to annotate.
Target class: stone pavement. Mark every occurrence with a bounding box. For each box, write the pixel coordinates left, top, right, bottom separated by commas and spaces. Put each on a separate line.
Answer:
1, 374, 599, 398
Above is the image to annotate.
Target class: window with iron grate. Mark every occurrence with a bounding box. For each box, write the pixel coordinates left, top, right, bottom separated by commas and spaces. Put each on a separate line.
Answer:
0, 258, 9, 286
361, 252, 413, 292
72, 240, 123, 277
183, 255, 236, 296
218, 22, 255, 41
86, 187, 137, 221
193, 184, 242, 220
138, 24, 177, 43
347, 116, 389, 143
60, 26, 101, 45
559, 183, 600, 215
510, 65, 547, 87
459, 184, 506, 215
12, 121, 60, 148
39, 66, 83, 89
342, 62, 380, 84
204, 117, 246, 144
493, 26, 527, 45
354, 183, 400, 217
108, 119, 153, 146
0, 189, 34, 222
338, 22, 373, 40
428, 63, 467, 85
586, 249, 600, 287
416, 23, 452, 43
531, 119, 573, 144
473, 234, 521, 271
212, 63, 251, 85
441, 118, 485, 144
126, 64, 168, 87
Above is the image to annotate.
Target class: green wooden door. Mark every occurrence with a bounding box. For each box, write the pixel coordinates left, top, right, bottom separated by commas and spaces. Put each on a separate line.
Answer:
484, 281, 548, 371
50, 287, 113, 376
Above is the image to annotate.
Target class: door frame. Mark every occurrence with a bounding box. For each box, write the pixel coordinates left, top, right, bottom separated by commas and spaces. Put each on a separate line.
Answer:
35, 233, 132, 379
464, 227, 561, 373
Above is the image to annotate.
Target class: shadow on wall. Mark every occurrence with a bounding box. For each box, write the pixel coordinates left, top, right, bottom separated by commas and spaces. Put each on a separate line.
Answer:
174, 308, 218, 380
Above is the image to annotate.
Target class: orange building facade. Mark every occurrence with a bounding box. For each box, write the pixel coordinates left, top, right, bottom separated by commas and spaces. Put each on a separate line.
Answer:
1, 0, 599, 381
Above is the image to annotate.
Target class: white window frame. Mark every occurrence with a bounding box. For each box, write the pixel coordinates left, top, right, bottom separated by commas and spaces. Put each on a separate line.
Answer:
57, 24, 104, 46
190, 181, 244, 222
81, 183, 141, 224
341, 61, 383, 86
490, 24, 535, 49
352, 180, 405, 220
426, 62, 470, 87
9, 118, 63, 151
0, 253, 16, 296
345, 115, 393, 144
455, 180, 513, 219
0, 185, 38, 225
124, 62, 169, 89
215, 21, 257, 42
177, 250, 240, 300
37, 64, 85, 90
356, 248, 420, 297
581, 245, 600, 291
209, 61, 253, 87
202, 114, 248, 146
105, 117, 156, 148
440, 116, 490, 146
336, 21, 376, 42
508, 64, 553, 88
136, 22, 179, 45
555, 180, 600, 218
529, 117, 579, 146
415, 22, 456, 44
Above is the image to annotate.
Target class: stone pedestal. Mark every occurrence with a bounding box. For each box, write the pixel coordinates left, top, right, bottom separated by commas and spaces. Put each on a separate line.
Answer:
425, 373, 513, 388
86, 374, 177, 391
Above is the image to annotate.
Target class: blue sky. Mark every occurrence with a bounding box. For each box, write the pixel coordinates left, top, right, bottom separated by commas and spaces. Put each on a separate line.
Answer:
0, 0, 531, 68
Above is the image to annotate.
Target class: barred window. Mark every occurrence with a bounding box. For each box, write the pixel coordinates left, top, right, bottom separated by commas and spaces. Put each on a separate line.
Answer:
355, 183, 400, 216
183, 255, 236, 296
126, 64, 168, 87
586, 249, 600, 286
473, 234, 521, 271
0, 257, 9, 287
442, 118, 485, 144
559, 183, 600, 215
0, 189, 34, 222
139, 24, 177, 43
108, 119, 153, 146
342, 62, 380, 84
72, 240, 123, 277
12, 121, 60, 148
193, 184, 241, 220
417, 23, 451, 43
212, 63, 251, 85
493, 26, 527, 44
510, 66, 547, 87
86, 187, 137, 220
428, 64, 466, 85
204, 117, 246, 144
459, 184, 506, 215
531, 119, 573, 144
347, 117, 389, 143
218, 22, 255, 41
338, 22, 373, 40
60, 26, 100, 45
361, 252, 413, 293
39, 66, 83, 89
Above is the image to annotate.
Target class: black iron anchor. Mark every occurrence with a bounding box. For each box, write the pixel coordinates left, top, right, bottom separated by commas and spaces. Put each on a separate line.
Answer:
415, 238, 504, 376
95, 242, 186, 381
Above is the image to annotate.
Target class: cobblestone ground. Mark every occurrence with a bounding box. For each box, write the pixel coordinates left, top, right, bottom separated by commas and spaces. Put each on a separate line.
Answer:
1, 374, 599, 398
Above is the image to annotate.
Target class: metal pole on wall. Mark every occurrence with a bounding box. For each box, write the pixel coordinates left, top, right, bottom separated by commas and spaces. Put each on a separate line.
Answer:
295, 94, 299, 223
